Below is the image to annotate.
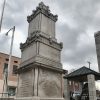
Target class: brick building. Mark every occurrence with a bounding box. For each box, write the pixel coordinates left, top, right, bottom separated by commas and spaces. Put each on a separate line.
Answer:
0, 52, 21, 97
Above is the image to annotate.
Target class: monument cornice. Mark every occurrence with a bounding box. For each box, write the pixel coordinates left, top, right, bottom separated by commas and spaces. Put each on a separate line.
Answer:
17, 61, 63, 74
20, 32, 63, 51
27, 2, 58, 23
20, 55, 62, 69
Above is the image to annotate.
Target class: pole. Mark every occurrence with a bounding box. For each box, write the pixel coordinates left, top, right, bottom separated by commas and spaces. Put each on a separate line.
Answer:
0, 0, 6, 32
2, 26, 15, 97
2, 68, 8, 97
87, 61, 91, 69
7, 26, 15, 79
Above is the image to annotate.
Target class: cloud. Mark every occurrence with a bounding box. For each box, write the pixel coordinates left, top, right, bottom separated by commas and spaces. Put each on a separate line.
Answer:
55, 0, 100, 71
0, 0, 100, 71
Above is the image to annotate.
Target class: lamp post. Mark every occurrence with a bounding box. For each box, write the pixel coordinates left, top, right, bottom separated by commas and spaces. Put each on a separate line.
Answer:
2, 26, 15, 97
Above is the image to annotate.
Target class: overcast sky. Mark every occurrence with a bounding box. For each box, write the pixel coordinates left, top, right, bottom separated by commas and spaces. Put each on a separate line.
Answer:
0, 0, 100, 72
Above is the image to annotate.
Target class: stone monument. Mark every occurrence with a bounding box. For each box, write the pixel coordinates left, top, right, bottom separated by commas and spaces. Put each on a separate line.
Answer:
16, 2, 64, 100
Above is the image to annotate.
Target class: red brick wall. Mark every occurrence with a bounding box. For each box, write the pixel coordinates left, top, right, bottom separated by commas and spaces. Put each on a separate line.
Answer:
0, 52, 21, 82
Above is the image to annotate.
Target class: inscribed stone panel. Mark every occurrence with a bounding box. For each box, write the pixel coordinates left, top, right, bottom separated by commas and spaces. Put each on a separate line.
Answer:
38, 68, 62, 98
39, 43, 60, 62
28, 14, 40, 36
41, 14, 55, 38
17, 70, 34, 97
21, 43, 36, 62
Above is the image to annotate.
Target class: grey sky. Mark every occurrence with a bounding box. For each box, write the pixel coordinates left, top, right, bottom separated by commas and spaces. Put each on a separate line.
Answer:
0, 0, 100, 71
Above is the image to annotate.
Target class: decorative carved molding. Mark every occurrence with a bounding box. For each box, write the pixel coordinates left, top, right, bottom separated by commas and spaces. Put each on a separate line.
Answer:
20, 32, 41, 51
49, 36, 53, 44
18, 62, 63, 74
17, 55, 63, 74
27, 2, 58, 23
20, 32, 62, 51
35, 55, 62, 68
94, 31, 100, 37
20, 55, 62, 69
59, 42, 63, 49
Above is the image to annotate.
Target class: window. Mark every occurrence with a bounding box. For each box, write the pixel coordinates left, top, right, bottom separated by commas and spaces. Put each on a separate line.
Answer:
14, 61, 18, 63
12, 65, 18, 75
3, 63, 8, 73
5, 58, 9, 61
8, 86, 16, 96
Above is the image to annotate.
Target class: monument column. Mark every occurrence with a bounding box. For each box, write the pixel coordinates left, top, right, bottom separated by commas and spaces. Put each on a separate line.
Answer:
87, 74, 96, 100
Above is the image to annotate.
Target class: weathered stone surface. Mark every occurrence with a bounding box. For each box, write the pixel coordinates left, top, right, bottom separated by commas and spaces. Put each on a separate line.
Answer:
21, 43, 37, 62
39, 43, 61, 62
28, 14, 56, 39
20, 38, 62, 69
17, 70, 34, 97
35, 55, 62, 69
16, 67, 63, 98
27, 2, 58, 39
38, 68, 62, 98
20, 33, 62, 51
20, 31, 62, 69
27, 2, 58, 23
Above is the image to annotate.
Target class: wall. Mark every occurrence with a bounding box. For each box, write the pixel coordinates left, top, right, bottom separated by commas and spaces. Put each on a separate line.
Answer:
0, 52, 21, 97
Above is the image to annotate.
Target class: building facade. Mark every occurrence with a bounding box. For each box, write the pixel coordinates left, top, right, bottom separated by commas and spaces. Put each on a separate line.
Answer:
0, 52, 21, 97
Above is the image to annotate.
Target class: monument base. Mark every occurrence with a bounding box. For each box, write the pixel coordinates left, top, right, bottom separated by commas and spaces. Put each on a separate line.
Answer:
15, 97, 64, 100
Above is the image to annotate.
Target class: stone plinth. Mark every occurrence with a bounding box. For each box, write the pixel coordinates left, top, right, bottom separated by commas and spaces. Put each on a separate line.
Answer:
16, 67, 64, 98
